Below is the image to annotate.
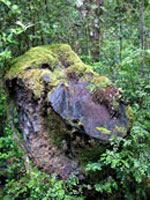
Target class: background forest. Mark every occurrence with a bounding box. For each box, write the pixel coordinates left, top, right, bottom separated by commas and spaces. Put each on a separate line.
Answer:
0, 0, 150, 199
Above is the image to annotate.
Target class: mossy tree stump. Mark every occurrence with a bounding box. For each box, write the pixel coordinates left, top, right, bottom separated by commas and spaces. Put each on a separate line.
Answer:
6, 44, 130, 179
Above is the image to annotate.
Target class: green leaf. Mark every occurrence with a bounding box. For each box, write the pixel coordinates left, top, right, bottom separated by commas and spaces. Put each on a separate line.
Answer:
0, 0, 11, 7
12, 5, 18, 10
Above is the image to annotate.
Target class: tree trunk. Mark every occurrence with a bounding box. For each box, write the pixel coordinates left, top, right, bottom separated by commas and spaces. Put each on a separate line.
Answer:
140, 0, 144, 73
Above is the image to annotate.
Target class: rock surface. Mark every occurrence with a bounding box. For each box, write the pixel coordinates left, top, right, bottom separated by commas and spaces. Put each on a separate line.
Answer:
6, 44, 130, 179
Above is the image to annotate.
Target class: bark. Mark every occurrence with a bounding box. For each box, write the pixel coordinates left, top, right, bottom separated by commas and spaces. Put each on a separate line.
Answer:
140, 0, 144, 73
9, 100, 32, 174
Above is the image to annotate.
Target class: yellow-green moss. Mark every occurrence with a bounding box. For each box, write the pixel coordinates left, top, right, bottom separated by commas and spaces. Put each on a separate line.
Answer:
7, 46, 59, 79
86, 75, 111, 92
125, 105, 134, 122
87, 83, 97, 93
112, 100, 120, 111
23, 69, 44, 97
113, 125, 127, 135
51, 44, 82, 62
91, 76, 111, 88
66, 63, 87, 76
6, 44, 112, 98
5, 45, 69, 97
96, 127, 111, 135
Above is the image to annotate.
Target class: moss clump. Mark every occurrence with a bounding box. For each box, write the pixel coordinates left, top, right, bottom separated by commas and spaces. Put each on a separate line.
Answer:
50, 44, 83, 65
87, 75, 111, 92
66, 63, 87, 77
125, 105, 134, 123
23, 69, 44, 97
96, 127, 111, 135
87, 83, 98, 93
112, 100, 120, 112
113, 126, 127, 135
6, 44, 112, 98
92, 76, 111, 88
7, 46, 59, 79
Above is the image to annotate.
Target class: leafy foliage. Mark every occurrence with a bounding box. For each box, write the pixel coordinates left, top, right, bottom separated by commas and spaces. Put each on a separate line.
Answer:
87, 123, 150, 199
1, 0, 150, 199
3, 171, 84, 200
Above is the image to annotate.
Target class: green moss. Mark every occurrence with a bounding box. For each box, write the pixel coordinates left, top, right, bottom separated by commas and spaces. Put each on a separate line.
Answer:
96, 127, 111, 135
125, 105, 134, 122
91, 76, 111, 88
113, 126, 127, 135
87, 83, 97, 92
7, 46, 59, 79
23, 69, 44, 97
66, 63, 87, 77
86, 75, 111, 92
6, 45, 69, 97
6, 44, 112, 98
50, 44, 83, 65
112, 100, 120, 111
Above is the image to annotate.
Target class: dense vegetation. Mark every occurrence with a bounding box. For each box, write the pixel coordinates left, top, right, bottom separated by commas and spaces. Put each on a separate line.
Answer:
0, 0, 150, 199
